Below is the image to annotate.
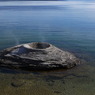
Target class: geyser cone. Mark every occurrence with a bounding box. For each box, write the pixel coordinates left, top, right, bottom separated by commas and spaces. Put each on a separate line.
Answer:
0, 42, 80, 70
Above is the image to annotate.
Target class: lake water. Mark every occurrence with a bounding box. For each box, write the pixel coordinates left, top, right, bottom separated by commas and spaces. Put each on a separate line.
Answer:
0, 1, 95, 95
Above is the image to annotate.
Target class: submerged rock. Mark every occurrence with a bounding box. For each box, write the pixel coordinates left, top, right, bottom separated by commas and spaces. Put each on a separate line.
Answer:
0, 42, 80, 70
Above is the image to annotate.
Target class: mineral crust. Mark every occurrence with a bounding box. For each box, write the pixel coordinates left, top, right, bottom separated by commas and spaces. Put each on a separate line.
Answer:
0, 42, 80, 70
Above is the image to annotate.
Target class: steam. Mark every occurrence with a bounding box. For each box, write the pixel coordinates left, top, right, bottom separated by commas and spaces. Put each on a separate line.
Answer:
11, 31, 19, 45
38, 24, 50, 42
8, 30, 19, 45
38, 28, 46, 42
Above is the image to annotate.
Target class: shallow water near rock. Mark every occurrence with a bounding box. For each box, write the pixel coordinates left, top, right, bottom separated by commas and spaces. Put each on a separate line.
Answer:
0, 0, 95, 95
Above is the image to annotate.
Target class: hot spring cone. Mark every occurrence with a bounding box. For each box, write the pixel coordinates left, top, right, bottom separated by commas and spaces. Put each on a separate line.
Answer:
0, 42, 80, 70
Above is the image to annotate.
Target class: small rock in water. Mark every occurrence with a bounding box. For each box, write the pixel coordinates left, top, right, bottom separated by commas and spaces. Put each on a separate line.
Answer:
0, 42, 80, 70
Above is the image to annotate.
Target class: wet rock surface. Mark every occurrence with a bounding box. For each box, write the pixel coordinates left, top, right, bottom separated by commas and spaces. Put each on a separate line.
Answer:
0, 42, 80, 70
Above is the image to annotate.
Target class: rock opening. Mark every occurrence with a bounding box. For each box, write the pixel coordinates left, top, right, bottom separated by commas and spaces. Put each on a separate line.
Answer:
29, 42, 50, 49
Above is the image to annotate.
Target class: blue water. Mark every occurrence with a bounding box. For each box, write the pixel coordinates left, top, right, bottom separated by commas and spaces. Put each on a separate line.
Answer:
0, 1, 95, 62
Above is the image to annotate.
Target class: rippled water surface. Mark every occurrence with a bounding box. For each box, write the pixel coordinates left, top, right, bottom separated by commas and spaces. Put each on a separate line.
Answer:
0, 1, 95, 95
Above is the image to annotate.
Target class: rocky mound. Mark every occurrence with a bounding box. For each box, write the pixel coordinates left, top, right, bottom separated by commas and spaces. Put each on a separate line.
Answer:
0, 42, 80, 70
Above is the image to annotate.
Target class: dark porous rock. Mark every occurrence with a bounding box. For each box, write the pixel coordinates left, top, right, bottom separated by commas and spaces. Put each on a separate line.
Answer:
0, 42, 80, 70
